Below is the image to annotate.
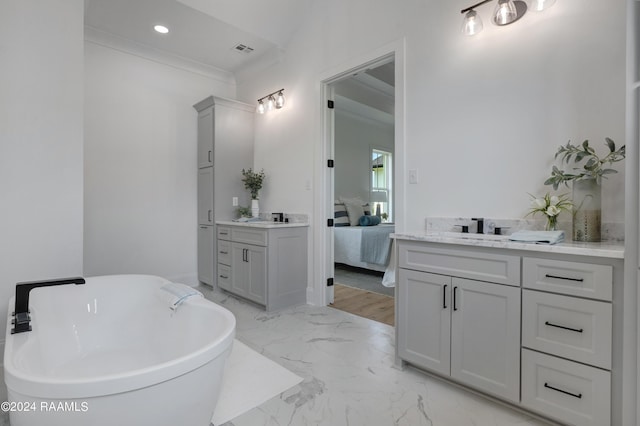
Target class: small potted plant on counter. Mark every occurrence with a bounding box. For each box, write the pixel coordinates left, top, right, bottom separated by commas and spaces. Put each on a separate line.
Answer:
241, 168, 265, 217
526, 193, 573, 231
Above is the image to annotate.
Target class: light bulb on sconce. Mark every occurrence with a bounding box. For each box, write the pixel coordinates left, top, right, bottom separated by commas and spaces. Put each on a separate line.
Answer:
266, 96, 275, 111
461, 10, 483, 36
275, 91, 285, 109
256, 89, 285, 114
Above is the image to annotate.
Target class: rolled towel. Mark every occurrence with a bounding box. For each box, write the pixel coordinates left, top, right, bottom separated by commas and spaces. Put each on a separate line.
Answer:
158, 282, 203, 311
359, 215, 381, 226
508, 230, 565, 245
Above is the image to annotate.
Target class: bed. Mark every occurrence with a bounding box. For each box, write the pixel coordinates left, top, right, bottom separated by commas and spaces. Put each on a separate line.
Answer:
334, 224, 395, 272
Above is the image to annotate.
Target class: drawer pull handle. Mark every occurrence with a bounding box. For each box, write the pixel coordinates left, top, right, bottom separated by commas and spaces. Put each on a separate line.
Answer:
219, 232, 228, 235
443, 284, 447, 309
219, 251, 228, 254
545, 274, 584, 282
219, 275, 229, 279
545, 321, 583, 333
544, 382, 582, 399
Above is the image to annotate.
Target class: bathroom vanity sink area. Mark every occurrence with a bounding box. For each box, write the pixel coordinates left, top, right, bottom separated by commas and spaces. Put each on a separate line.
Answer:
392, 233, 624, 426
215, 221, 308, 311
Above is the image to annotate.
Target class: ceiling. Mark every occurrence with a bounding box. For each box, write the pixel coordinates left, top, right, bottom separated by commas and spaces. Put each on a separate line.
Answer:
84, 0, 313, 73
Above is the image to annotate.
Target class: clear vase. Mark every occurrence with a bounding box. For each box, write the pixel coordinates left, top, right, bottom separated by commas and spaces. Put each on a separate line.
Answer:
572, 179, 601, 242
251, 199, 259, 218
545, 216, 558, 231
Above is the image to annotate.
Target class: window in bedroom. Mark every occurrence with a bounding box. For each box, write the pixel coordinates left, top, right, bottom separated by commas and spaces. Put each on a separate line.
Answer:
371, 149, 392, 222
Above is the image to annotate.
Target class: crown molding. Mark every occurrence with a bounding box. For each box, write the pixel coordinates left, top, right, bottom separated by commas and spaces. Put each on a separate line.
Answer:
84, 26, 236, 87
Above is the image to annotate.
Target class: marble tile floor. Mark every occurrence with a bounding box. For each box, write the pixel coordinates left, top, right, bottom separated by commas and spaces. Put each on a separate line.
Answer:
198, 285, 551, 426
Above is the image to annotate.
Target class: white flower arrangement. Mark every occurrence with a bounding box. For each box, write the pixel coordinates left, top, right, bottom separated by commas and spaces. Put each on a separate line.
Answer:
526, 193, 573, 231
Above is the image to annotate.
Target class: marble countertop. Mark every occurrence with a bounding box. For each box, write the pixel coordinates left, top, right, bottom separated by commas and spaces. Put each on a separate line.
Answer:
216, 220, 309, 229
392, 231, 625, 259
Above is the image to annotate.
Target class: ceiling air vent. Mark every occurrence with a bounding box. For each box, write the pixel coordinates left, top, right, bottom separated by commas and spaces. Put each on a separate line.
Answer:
232, 43, 255, 54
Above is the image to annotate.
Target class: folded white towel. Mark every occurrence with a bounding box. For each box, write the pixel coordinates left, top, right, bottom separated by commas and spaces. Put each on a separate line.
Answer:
158, 282, 203, 311
509, 230, 565, 245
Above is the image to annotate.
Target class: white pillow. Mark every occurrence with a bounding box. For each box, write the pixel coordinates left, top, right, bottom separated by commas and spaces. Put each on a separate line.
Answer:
340, 197, 365, 226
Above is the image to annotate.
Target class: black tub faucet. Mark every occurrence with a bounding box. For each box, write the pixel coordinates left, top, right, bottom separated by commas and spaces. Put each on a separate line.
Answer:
12, 277, 85, 334
471, 217, 484, 234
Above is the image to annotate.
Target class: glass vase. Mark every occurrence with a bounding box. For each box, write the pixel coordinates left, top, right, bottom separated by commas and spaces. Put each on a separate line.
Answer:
545, 215, 558, 231
572, 179, 601, 242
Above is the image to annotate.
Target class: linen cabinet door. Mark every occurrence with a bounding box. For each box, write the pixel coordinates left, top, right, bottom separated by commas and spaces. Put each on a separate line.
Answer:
397, 269, 451, 376
197, 225, 214, 285
450, 278, 521, 402
197, 106, 213, 168
198, 167, 213, 225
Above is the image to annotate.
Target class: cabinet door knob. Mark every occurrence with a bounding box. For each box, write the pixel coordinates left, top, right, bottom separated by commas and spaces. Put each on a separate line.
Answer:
208, 210, 212, 222
208, 150, 212, 163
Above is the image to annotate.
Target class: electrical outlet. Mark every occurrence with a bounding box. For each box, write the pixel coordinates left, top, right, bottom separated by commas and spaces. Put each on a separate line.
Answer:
232, 197, 238, 206
409, 169, 419, 184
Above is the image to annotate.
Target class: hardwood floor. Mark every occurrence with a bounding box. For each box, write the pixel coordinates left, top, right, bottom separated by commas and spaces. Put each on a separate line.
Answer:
330, 283, 395, 326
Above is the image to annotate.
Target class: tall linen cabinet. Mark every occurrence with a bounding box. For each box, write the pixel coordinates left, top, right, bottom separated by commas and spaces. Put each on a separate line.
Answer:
193, 96, 254, 286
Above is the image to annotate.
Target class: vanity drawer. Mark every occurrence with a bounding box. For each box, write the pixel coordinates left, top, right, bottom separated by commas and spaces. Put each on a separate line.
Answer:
217, 240, 231, 265
398, 241, 520, 286
217, 264, 231, 291
217, 226, 231, 241
231, 227, 268, 246
521, 348, 611, 426
523, 257, 612, 301
522, 290, 612, 369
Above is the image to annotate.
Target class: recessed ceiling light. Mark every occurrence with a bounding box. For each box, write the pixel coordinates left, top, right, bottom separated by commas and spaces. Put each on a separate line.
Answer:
154, 25, 169, 34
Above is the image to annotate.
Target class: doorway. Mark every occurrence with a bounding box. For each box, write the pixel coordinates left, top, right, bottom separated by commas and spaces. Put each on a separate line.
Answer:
326, 59, 397, 325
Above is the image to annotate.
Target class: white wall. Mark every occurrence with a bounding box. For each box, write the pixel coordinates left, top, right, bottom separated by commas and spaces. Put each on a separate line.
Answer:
84, 42, 236, 284
235, 0, 625, 237
0, 0, 85, 353
334, 105, 394, 203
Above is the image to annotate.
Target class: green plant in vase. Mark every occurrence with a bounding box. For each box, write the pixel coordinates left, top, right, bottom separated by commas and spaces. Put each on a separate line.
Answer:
544, 138, 625, 242
241, 168, 265, 217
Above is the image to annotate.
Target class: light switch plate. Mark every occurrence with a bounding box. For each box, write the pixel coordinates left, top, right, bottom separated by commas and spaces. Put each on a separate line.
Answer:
409, 169, 418, 184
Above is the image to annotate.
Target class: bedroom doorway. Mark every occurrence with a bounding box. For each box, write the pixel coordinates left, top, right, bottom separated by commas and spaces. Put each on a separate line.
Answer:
327, 58, 396, 326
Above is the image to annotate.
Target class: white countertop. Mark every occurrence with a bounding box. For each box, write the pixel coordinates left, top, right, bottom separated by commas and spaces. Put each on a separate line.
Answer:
392, 231, 625, 259
216, 220, 309, 229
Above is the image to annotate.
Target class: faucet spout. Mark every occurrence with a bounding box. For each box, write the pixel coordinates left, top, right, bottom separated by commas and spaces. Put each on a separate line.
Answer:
471, 217, 485, 234
12, 277, 85, 334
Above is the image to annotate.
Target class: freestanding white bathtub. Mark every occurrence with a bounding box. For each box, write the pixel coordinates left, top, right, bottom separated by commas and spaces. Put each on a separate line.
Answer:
4, 274, 235, 426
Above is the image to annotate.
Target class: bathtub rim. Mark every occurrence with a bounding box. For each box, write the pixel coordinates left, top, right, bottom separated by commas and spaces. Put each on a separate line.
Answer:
4, 275, 236, 399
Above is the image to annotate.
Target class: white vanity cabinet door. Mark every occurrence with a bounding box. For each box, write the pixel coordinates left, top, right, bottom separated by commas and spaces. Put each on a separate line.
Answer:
450, 277, 521, 402
231, 242, 267, 305
398, 269, 451, 376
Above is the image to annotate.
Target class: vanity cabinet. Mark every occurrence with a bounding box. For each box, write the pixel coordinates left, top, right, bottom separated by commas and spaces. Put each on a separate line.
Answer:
217, 223, 307, 311
395, 236, 624, 426
397, 242, 521, 402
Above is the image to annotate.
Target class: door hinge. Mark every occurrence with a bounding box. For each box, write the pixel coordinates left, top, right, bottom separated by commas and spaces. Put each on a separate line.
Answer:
327, 278, 334, 287
327, 218, 334, 227
327, 159, 334, 168
327, 100, 334, 109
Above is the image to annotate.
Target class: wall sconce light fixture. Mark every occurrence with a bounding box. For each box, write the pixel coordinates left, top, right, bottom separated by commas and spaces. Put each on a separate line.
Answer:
460, 0, 554, 36
256, 89, 285, 114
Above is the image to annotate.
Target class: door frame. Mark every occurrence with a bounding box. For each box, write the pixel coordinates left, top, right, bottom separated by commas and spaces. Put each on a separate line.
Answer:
310, 38, 406, 306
